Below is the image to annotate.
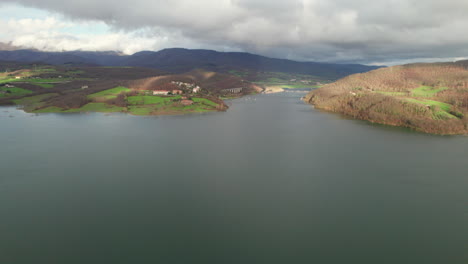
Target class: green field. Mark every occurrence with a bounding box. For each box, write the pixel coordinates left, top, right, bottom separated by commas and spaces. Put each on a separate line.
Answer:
35, 83, 55, 88
411, 86, 448, 97
32, 106, 65, 113
192, 97, 218, 107
63, 103, 124, 113
375, 91, 408, 96
0, 78, 16, 84
126, 96, 218, 115
0, 87, 33, 97
405, 98, 456, 119
405, 98, 452, 111
128, 106, 155, 115
374, 86, 457, 121
88, 86, 131, 100
127, 95, 181, 105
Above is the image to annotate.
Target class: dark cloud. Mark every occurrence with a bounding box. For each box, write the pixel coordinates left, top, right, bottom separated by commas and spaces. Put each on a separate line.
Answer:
1, 0, 468, 64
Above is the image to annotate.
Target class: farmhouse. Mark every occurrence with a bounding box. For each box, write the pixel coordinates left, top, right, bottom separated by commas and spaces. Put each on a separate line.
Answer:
153, 90, 170, 95
172, 89, 183, 95
81, 85, 89, 89
192, 86, 201, 93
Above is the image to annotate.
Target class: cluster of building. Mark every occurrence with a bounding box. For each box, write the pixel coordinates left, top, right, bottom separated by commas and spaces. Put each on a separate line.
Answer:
171, 81, 201, 93
152, 82, 201, 96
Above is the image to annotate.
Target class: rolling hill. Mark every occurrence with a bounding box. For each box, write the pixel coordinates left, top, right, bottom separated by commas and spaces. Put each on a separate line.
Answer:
304, 60, 468, 135
128, 69, 260, 95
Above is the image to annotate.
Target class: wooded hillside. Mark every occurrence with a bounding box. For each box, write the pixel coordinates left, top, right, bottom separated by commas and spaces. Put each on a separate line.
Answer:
305, 61, 468, 135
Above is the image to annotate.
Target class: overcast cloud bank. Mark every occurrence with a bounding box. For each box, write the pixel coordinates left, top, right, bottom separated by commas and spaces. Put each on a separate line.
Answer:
0, 0, 468, 65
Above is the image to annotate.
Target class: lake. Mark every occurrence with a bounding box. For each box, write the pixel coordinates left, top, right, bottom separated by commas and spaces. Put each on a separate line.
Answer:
1, 92, 467, 264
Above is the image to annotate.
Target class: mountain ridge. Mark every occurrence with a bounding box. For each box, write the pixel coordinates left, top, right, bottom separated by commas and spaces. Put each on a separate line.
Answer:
0, 46, 380, 80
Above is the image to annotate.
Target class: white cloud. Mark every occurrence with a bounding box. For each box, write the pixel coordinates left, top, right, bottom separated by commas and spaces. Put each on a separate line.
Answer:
0, 15, 186, 54
0, 0, 468, 64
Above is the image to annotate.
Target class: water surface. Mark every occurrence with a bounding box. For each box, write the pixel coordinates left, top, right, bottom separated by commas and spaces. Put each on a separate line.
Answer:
1, 93, 467, 264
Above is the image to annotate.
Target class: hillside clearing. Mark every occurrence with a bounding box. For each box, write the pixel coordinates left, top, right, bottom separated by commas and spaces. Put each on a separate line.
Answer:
0, 87, 33, 97
87, 86, 131, 100
411, 86, 448, 97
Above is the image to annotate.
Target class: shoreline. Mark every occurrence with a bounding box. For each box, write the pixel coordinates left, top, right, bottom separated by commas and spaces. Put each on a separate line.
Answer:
1, 104, 224, 117
307, 101, 468, 136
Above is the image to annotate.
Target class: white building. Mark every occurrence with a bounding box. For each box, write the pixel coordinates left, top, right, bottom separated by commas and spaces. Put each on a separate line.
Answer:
153, 90, 170, 95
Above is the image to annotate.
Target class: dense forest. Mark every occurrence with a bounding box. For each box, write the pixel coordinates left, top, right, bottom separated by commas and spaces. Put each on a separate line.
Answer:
305, 61, 468, 135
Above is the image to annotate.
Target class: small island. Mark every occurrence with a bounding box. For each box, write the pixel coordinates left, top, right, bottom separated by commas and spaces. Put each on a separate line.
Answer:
304, 61, 468, 135
0, 62, 261, 116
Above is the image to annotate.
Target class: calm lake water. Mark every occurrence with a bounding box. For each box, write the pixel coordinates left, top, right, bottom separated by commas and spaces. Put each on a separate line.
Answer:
1, 92, 467, 264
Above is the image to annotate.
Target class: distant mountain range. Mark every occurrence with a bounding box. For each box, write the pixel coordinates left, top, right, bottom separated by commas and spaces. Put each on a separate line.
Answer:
0, 45, 380, 79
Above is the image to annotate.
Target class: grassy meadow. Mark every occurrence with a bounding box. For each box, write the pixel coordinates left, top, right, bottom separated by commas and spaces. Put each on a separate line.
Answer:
88, 86, 131, 100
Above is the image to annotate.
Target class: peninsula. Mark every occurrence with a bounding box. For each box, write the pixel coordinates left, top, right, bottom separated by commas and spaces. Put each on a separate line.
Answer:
304, 61, 468, 135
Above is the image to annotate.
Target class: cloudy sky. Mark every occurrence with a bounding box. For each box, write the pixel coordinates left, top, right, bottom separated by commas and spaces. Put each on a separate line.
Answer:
1, 0, 468, 65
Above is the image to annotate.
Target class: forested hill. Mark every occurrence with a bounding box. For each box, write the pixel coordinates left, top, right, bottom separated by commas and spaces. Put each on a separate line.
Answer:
305, 60, 468, 135
0, 47, 379, 80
